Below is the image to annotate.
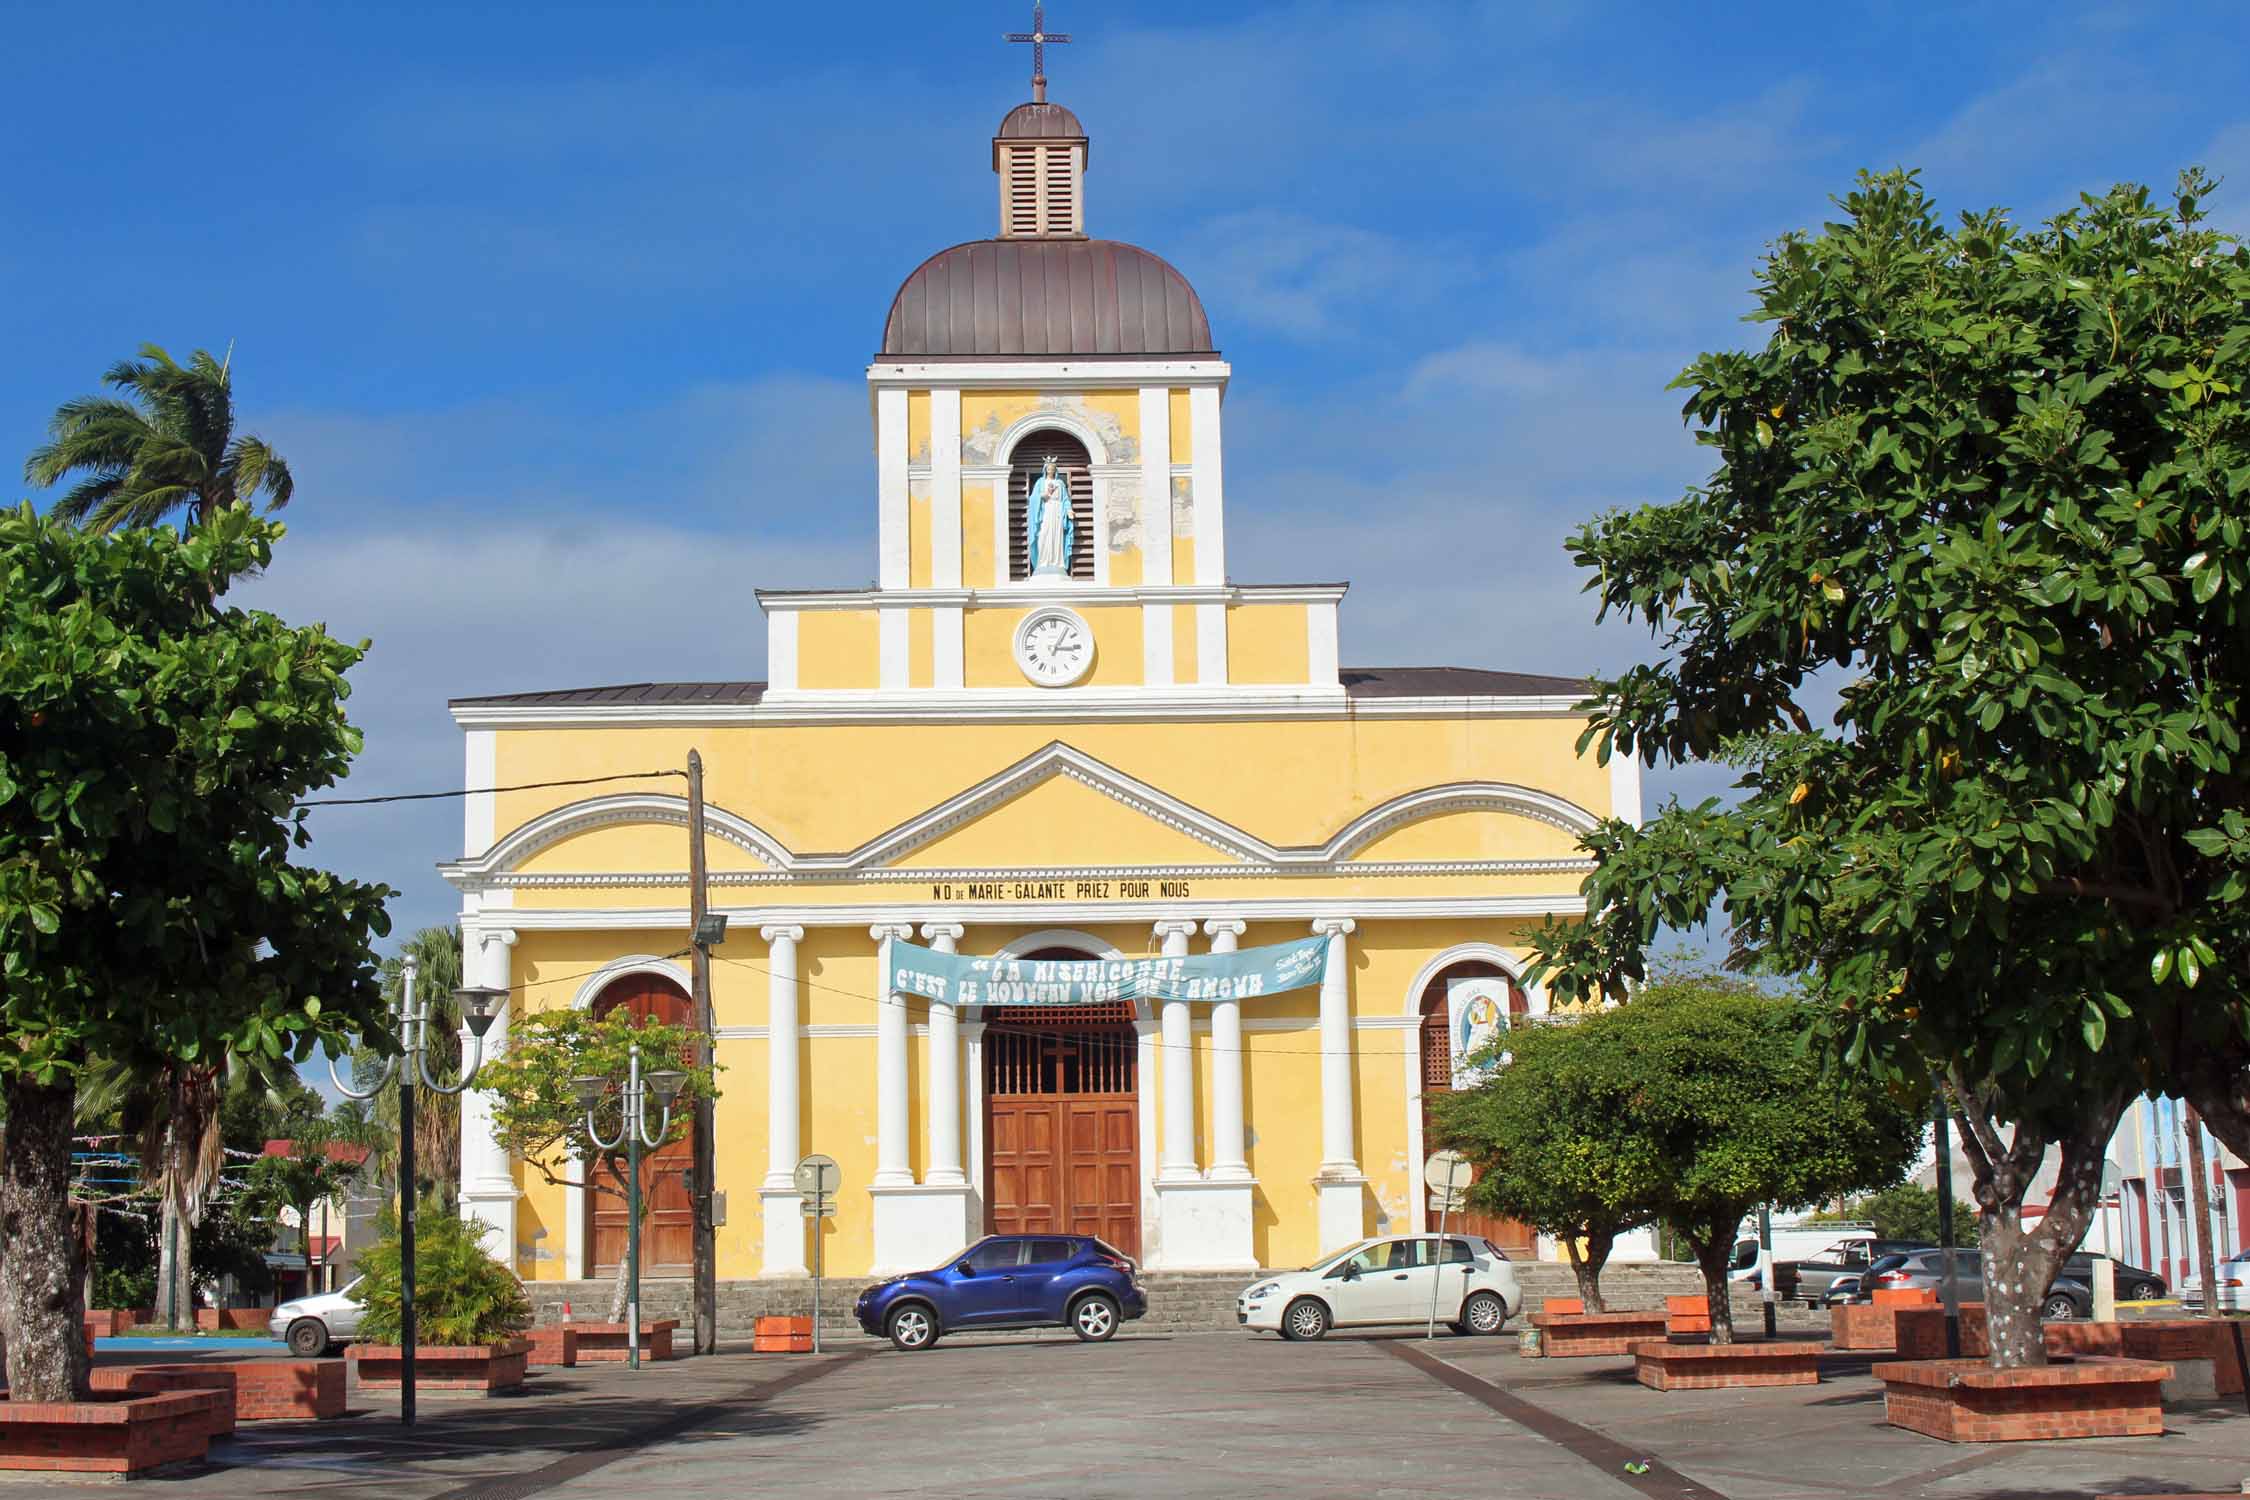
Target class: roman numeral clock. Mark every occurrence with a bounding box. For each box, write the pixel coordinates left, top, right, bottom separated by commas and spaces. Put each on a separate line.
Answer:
1013, 605, 1093, 686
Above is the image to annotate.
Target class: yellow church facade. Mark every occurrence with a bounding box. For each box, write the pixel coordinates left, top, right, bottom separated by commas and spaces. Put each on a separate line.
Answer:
445, 89, 1639, 1283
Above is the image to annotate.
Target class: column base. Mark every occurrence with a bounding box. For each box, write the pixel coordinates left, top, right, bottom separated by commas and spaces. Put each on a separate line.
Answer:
870, 1183, 977, 1275
1151, 1179, 1259, 1270
1314, 1173, 1368, 1254
459, 1186, 519, 1269
760, 1188, 809, 1277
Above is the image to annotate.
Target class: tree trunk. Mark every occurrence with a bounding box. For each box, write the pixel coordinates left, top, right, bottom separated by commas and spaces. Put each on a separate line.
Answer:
0, 1076, 90, 1402
1951, 1071, 2124, 1370
2180, 1058, 2250, 1197
157, 1194, 183, 1331
1566, 1226, 1616, 1312
606, 1238, 631, 1324
2184, 1109, 2221, 1322
1686, 1232, 1734, 1345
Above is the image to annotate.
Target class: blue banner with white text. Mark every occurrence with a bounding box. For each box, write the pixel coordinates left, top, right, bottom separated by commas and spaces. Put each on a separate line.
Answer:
884, 935, 1330, 1006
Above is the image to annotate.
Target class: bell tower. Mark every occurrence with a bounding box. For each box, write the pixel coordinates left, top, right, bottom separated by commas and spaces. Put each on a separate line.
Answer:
997, 5, 1086, 237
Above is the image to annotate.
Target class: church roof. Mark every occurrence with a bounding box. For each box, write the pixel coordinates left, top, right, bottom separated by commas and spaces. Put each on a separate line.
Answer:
449, 668, 1586, 709
997, 100, 1084, 139
879, 238, 1214, 359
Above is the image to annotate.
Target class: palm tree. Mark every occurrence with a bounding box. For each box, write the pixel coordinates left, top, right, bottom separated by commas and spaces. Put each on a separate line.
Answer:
23, 343, 292, 532
349, 927, 467, 1209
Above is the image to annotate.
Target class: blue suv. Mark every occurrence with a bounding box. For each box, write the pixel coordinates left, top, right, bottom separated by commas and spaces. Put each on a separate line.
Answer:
855, 1234, 1147, 1350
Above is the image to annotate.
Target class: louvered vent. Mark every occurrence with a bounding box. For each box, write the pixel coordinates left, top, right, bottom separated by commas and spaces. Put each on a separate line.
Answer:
999, 140, 1083, 237
1042, 144, 1078, 234
1008, 430, 1094, 580
1006, 146, 1041, 237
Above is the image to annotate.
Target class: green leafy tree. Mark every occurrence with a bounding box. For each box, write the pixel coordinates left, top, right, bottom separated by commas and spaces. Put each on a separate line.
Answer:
1529, 169, 2250, 1367
353, 1197, 531, 1347
1427, 1017, 1659, 1311
245, 1123, 370, 1296
0, 505, 391, 1401
24, 343, 291, 532
1812, 1184, 1979, 1248
476, 1008, 717, 1321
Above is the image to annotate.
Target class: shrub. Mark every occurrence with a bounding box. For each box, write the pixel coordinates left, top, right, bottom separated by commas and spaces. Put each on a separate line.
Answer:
353, 1197, 530, 1347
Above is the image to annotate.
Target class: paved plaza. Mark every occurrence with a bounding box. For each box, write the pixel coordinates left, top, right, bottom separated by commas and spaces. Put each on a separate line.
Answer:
88, 1330, 2249, 1499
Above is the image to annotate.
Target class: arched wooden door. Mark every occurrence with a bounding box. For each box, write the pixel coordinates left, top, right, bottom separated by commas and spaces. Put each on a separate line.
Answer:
587, 972, 695, 1278
1419, 962, 1537, 1254
984, 965, 1140, 1259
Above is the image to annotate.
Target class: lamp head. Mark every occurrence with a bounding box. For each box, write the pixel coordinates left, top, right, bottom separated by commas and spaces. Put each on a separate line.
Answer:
691, 913, 729, 949
571, 1076, 607, 1109
454, 984, 507, 1038
647, 1069, 688, 1108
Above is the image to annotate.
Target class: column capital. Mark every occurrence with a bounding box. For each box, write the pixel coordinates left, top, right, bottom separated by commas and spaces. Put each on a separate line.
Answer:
476, 927, 520, 951
919, 922, 966, 943
1202, 918, 1247, 939
1311, 917, 1357, 937
759, 923, 806, 945
1152, 919, 1200, 940
869, 922, 915, 942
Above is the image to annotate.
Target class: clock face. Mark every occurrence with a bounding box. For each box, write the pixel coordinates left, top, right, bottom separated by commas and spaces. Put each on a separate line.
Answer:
1014, 607, 1093, 686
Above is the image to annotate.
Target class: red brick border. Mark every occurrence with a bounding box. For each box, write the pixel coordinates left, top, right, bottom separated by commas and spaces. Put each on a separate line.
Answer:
1632, 1339, 1822, 1390
1871, 1356, 2170, 1442
753, 1316, 813, 1353
1527, 1310, 1670, 1358
562, 1321, 680, 1362
1664, 1296, 1711, 1337
527, 1325, 581, 1367
0, 1390, 218, 1474
349, 1339, 532, 1393
1830, 1302, 1902, 1351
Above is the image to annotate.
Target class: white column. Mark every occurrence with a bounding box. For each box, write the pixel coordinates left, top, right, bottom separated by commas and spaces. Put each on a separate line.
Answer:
1203, 919, 1250, 1182
921, 923, 966, 1186
759, 925, 807, 1277
457, 926, 518, 1264
871, 924, 915, 1187
1155, 921, 1199, 1183
1311, 918, 1366, 1252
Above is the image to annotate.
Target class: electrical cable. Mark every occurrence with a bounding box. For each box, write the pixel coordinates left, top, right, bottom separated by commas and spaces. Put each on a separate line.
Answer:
295, 769, 685, 809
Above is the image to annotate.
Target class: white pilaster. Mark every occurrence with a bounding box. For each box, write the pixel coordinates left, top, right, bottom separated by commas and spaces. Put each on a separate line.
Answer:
931, 388, 962, 588
462, 730, 497, 858
1189, 384, 1227, 586
877, 388, 909, 590
1311, 917, 1366, 1252
759, 924, 808, 1277
1306, 600, 1339, 687
1143, 602, 1175, 687
879, 607, 908, 690
870, 921, 958, 1274
1155, 921, 1198, 1183
765, 608, 799, 693
458, 927, 519, 1264
921, 923, 967, 1186
1203, 920, 1251, 1182
934, 604, 965, 689
1196, 601, 1227, 685
1139, 386, 1173, 585
871, 924, 915, 1187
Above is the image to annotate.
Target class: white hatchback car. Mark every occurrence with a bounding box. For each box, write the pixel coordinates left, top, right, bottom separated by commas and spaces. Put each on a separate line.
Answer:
1238, 1234, 1521, 1340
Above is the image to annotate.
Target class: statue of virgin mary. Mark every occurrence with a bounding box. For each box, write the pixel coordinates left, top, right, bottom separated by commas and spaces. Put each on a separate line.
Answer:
1024, 455, 1074, 577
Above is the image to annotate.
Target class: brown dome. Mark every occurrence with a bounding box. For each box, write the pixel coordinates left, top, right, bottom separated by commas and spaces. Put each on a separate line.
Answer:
879, 239, 1215, 359
998, 100, 1084, 139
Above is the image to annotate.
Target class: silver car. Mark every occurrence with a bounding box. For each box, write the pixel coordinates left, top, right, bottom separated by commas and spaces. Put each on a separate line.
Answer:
268, 1277, 365, 1356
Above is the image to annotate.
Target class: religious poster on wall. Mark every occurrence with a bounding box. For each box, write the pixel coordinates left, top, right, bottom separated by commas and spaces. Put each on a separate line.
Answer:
1447, 975, 1513, 1086
884, 935, 1329, 1006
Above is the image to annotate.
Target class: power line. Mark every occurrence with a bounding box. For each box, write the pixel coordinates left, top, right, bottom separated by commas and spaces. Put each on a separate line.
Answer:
296, 769, 686, 809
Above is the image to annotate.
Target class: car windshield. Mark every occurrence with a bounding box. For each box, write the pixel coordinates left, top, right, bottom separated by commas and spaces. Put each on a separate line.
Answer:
1865, 1253, 1912, 1274
1308, 1239, 1378, 1273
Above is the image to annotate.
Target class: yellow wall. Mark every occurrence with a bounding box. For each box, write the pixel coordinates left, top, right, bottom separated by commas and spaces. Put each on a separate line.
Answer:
1108, 534, 1142, 588
1169, 388, 1191, 464
962, 484, 996, 588
1171, 605, 1197, 684
1226, 604, 1309, 685
794, 611, 879, 691
906, 390, 931, 464
908, 482, 932, 589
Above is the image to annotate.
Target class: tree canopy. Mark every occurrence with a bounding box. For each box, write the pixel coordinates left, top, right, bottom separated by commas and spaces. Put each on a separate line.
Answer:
1529, 169, 2250, 1364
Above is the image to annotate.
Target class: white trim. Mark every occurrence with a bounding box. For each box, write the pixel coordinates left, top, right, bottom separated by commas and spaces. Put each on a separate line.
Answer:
1139, 387, 1172, 586
991, 928, 1128, 961
1398, 942, 1537, 1236
463, 729, 497, 858
994, 408, 1113, 468
757, 582, 1342, 611
472, 859, 1594, 890
877, 387, 908, 591
931, 388, 962, 590
1305, 601, 1339, 688
933, 604, 965, 690
569, 952, 695, 1011
993, 463, 1015, 588
453, 793, 789, 880
1611, 750, 1644, 829
1091, 470, 1110, 587
446, 895, 1588, 931
766, 610, 799, 694
1143, 603, 1174, 688
1196, 602, 1226, 686
870, 359, 1231, 388
1189, 385, 1225, 586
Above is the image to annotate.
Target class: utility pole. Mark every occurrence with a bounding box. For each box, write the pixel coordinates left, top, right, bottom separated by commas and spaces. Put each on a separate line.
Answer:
2184, 1106, 2220, 1320
687, 750, 718, 1356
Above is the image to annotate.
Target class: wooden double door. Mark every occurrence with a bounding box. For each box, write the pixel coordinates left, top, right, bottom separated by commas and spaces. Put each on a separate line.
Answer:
586, 973, 695, 1277
1419, 963, 1538, 1254
984, 1002, 1141, 1259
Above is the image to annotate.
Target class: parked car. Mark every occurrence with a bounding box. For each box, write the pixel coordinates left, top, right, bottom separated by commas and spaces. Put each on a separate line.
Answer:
1854, 1249, 2096, 1320
1782, 1239, 1935, 1306
1726, 1224, 1876, 1290
854, 1234, 1146, 1351
1820, 1274, 1863, 1307
2181, 1251, 2249, 1313
1237, 1234, 1522, 1341
2060, 1254, 2167, 1302
268, 1277, 365, 1356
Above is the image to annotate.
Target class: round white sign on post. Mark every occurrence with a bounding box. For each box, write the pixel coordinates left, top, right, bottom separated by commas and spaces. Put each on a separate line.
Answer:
794, 1154, 841, 1198
1423, 1149, 1472, 1197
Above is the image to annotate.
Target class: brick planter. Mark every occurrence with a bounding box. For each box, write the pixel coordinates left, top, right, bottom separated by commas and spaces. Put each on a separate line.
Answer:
1871, 1357, 2171, 1442
0, 1390, 219, 1475
1632, 1339, 1823, 1390
527, 1325, 580, 1367
1831, 1302, 1905, 1351
83, 1309, 154, 1338
565, 1320, 679, 1363
195, 1307, 266, 1332
1527, 1310, 1670, 1358
1894, 1303, 1987, 1360
754, 1316, 813, 1353
111, 1361, 342, 1422
1664, 1296, 1711, 1337
88, 1367, 236, 1439
349, 1339, 532, 1394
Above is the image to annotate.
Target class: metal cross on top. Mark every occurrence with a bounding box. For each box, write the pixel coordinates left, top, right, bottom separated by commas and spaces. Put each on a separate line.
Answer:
1005, 3, 1072, 103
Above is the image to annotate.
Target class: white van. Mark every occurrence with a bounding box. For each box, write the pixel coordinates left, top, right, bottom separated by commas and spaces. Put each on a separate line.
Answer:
1725, 1224, 1875, 1288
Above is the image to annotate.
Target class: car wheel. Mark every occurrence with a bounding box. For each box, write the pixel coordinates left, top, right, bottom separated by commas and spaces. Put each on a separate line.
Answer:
2040, 1293, 2081, 1321
285, 1318, 330, 1358
1280, 1297, 1330, 1342
886, 1304, 938, 1351
2127, 1280, 2163, 1301
1459, 1291, 1508, 1336
1069, 1293, 1120, 1343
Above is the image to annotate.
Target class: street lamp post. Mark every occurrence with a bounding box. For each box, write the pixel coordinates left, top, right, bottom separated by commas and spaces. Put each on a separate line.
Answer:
578, 1044, 685, 1371
331, 953, 504, 1426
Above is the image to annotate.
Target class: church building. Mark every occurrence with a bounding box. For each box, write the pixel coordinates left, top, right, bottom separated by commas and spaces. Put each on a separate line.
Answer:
445, 56, 1638, 1284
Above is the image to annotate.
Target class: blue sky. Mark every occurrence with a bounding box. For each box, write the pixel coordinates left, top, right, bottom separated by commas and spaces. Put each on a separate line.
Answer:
6, 0, 2249, 946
